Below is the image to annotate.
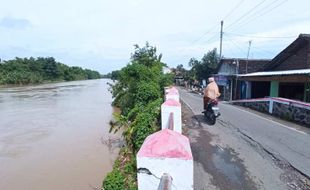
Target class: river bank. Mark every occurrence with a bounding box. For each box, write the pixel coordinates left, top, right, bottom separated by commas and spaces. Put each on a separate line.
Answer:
0, 79, 120, 190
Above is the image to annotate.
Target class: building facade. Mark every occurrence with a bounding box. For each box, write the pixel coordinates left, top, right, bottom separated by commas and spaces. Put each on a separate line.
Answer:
239, 34, 310, 102
215, 58, 270, 101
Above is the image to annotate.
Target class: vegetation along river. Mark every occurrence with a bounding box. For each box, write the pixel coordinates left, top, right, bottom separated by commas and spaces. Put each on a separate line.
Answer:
0, 79, 120, 190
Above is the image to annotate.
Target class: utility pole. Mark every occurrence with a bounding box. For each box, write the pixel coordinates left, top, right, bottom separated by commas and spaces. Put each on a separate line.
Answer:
219, 20, 224, 59
246, 40, 252, 73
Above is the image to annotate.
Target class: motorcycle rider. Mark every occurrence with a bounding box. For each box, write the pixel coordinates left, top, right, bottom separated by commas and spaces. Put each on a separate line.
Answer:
203, 77, 221, 110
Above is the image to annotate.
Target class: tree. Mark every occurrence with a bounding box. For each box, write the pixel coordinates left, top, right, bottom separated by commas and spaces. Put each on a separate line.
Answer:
188, 48, 220, 81
109, 42, 172, 151
0, 57, 101, 85
105, 43, 173, 190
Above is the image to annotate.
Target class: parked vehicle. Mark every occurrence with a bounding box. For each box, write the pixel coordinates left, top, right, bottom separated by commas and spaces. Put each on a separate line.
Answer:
203, 99, 220, 125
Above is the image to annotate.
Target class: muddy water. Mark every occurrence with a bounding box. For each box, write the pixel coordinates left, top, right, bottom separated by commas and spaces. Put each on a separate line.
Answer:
0, 79, 120, 190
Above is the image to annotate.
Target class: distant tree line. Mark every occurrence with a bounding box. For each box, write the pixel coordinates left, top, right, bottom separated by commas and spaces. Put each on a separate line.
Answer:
0, 57, 101, 85
102, 70, 120, 80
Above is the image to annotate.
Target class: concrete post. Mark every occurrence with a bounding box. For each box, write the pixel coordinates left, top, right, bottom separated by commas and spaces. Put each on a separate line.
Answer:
165, 90, 180, 102
137, 129, 193, 190
269, 99, 274, 114
161, 99, 182, 133
165, 87, 178, 95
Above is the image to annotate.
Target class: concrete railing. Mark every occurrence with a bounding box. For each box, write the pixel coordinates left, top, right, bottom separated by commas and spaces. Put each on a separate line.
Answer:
137, 86, 194, 190
231, 97, 310, 126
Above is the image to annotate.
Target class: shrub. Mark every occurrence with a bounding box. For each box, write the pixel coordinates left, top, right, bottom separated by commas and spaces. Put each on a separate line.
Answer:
103, 169, 125, 190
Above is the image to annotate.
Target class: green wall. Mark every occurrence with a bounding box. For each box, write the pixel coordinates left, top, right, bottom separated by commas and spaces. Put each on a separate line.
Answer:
305, 83, 310, 102
270, 81, 279, 97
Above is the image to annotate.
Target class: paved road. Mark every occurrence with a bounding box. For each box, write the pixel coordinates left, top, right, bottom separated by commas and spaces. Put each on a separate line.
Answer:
179, 88, 310, 190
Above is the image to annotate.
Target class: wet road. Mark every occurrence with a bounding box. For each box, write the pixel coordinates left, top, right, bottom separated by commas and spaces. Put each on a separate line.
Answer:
179, 88, 310, 190
0, 79, 120, 190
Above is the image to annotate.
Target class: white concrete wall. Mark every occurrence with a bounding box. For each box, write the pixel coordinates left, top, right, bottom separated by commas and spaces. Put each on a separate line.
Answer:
161, 101, 182, 133
137, 157, 193, 190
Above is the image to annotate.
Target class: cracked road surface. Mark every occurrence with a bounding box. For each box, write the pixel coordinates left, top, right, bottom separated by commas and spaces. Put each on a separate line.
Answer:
179, 88, 310, 190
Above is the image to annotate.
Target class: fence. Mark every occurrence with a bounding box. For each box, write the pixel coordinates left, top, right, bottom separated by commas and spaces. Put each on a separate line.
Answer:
137, 86, 193, 190
231, 97, 310, 126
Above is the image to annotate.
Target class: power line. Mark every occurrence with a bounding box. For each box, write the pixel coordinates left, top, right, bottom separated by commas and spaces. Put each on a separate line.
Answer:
251, 46, 276, 56
230, 0, 289, 32
225, 0, 268, 30
226, 32, 296, 39
191, 0, 245, 45
225, 35, 248, 56
203, 32, 220, 44
176, 0, 269, 65
224, 37, 275, 58
226, 0, 282, 32
222, 0, 245, 20
190, 24, 219, 44
223, 38, 239, 57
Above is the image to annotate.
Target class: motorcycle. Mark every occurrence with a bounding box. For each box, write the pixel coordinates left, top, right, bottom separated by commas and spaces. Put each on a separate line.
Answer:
203, 99, 220, 125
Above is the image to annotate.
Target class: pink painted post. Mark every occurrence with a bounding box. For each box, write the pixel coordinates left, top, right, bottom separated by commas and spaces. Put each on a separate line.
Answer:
137, 129, 193, 190
165, 90, 180, 102
161, 99, 182, 133
165, 86, 178, 95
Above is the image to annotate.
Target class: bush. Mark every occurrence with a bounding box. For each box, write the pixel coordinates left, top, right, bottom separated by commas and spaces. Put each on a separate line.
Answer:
104, 43, 172, 189
103, 169, 125, 190
135, 81, 161, 105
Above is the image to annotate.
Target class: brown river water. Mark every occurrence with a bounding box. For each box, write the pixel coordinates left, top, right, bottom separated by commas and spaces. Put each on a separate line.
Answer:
0, 79, 121, 190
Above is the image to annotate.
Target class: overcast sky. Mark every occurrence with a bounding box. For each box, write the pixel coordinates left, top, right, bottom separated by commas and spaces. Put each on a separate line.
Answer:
1, 0, 310, 73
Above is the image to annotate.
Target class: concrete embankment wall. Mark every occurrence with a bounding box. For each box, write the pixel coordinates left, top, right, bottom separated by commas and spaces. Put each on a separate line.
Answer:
231, 98, 310, 126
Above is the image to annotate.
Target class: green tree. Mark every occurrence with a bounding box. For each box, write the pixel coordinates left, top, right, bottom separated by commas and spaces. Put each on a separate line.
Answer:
188, 48, 220, 81
0, 57, 101, 85
109, 42, 172, 150
105, 43, 172, 190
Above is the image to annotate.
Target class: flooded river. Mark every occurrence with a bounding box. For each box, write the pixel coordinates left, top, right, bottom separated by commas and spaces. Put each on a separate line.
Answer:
0, 79, 120, 190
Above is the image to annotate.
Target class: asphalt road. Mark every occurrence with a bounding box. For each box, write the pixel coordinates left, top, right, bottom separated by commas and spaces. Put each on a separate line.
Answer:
179, 88, 310, 190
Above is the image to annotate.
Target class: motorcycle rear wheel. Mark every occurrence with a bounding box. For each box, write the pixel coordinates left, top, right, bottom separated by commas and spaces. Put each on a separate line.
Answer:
209, 113, 216, 125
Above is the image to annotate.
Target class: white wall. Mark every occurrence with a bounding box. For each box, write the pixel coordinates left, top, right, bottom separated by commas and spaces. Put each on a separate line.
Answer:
137, 157, 193, 190
161, 101, 182, 133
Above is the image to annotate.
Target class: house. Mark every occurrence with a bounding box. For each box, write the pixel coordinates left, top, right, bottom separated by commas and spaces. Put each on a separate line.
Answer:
215, 58, 270, 101
239, 34, 310, 102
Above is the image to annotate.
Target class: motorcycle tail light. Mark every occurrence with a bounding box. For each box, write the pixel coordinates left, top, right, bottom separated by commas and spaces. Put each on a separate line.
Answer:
211, 99, 218, 105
